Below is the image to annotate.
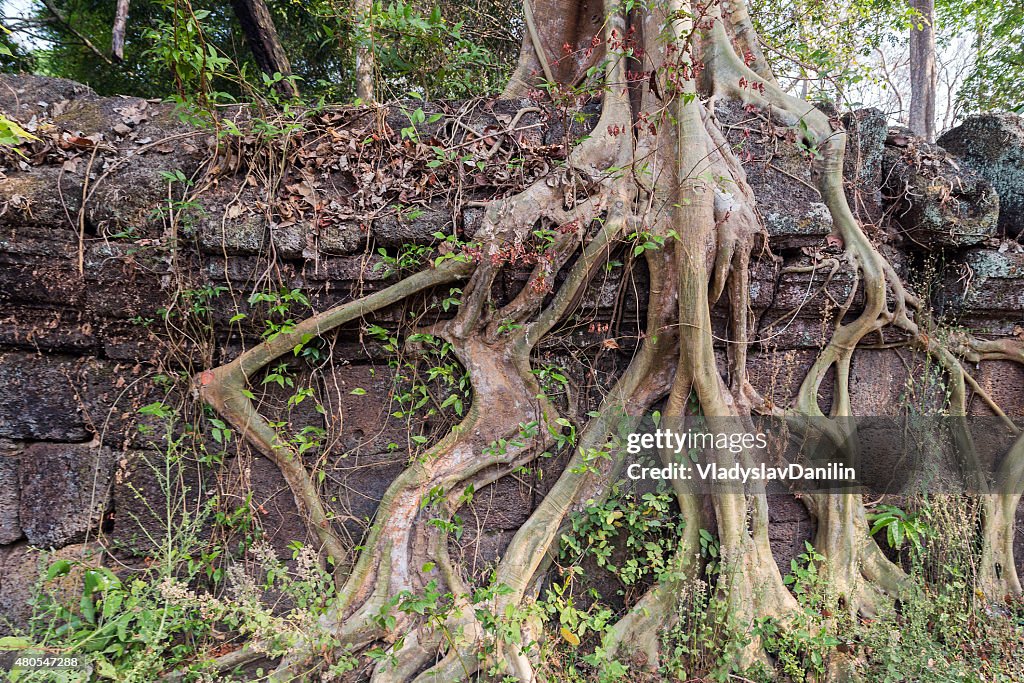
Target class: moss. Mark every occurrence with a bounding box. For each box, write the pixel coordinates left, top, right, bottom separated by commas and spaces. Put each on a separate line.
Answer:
937, 113, 1024, 237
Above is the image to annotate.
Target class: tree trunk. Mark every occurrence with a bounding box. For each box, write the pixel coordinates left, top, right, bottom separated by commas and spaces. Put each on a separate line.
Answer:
230, 0, 298, 97
111, 0, 130, 62
908, 0, 936, 140
354, 0, 375, 102
189, 0, 1024, 679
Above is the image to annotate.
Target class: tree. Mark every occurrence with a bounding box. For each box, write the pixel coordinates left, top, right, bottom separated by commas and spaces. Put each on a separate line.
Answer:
230, 0, 298, 96
951, 0, 1024, 113
353, 0, 374, 101
187, 0, 1024, 679
111, 0, 130, 61
908, 0, 937, 139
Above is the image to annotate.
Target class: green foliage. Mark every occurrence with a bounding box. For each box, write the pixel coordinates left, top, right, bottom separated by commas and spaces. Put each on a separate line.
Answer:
868, 502, 931, 552
9, 402, 346, 682
524, 483, 689, 680
858, 576, 1024, 682
943, 0, 1024, 113
3, 0, 516, 102
752, 0, 917, 103
659, 579, 749, 683
757, 543, 842, 681
560, 483, 686, 591
367, 0, 507, 99
248, 287, 311, 341
0, 110, 38, 151
143, 1, 237, 109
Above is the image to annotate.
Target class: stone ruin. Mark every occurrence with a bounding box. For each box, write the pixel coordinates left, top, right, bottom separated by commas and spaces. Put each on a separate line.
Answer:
1, 73, 1023, 632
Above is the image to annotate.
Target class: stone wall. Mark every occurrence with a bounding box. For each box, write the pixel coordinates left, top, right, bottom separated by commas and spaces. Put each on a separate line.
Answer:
1, 74, 1023, 632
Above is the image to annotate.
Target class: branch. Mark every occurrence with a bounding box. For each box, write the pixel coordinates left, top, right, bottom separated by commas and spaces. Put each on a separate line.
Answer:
198, 261, 472, 567
40, 0, 113, 65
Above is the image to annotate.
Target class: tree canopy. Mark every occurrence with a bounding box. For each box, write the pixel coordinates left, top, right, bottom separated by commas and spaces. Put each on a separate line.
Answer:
2, 0, 1022, 120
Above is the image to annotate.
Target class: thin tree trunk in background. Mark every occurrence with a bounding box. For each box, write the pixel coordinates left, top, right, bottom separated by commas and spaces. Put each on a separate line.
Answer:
231, 0, 298, 97
111, 0, 130, 61
974, 18, 986, 111
908, 0, 936, 141
355, 0, 375, 102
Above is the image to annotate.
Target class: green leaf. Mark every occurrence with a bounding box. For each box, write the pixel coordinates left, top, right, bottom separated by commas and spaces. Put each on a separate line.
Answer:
0, 636, 32, 650
46, 559, 73, 580
350, 388, 367, 395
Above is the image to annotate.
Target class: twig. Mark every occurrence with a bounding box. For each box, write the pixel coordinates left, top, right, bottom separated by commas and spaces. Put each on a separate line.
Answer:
767, 161, 821, 197
41, 0, 113, 65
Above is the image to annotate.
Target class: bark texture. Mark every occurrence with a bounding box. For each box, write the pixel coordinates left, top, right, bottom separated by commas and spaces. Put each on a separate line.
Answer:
908, 0, 937, 141
231, 0, 298, 96
1, 0, 1024, 673
111, 0, 130, 62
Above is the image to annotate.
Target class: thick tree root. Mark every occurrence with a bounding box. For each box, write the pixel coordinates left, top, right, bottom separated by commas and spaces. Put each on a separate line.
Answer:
188, 0, 1024, 680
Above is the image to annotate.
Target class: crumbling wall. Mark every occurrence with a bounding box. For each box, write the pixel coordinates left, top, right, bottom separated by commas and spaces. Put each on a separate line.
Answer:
1, 74, 1023, 633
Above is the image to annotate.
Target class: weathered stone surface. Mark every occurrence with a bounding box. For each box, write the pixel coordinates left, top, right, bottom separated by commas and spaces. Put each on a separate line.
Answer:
938, 113, 1024, 237
228, 454, 313, 560
108, 450, 211, 559
0, 353, 90, 441
372, 202, 456, 248
0, 168, 83, 229
970, 359, 1024, 417
882, 127, 999, 249
718, 100, 836, 250
314, 221, 364, 255
0, 445, 20, 544
0, 74, 205, 240
0, 304, 99, 354
197, 211, 267, 254
843, 108, 889, 224
83, 242, 170, 319
2, 75, 1024, 629
0, 226, 85, 309
767, 495, 814, 569
18, 442, 116, 548
937, 246, 1024, 321
754, 253, 861, 348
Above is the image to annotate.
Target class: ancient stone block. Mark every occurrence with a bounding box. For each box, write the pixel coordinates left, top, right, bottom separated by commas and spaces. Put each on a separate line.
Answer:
197, 211, 267, 255
108, 450, 211, 558
0, 445, 20, 544
767, 495, 814, 571
371, 202, 454, 248
939, 247, 1024, 317
315, 221, 364, 254
0, 305, 98, 354
843, 108, 888, 224
0, 541, 103, 636
18, 442, 116, 548
882, 129, 1000, 249
939, 113, 1024, 237
0, 169, 83, 230
0, 353, 90, 441
717, 99, 836, 250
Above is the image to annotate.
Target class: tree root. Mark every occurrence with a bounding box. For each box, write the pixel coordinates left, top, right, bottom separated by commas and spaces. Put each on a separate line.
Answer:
188, 0, 1024, 680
